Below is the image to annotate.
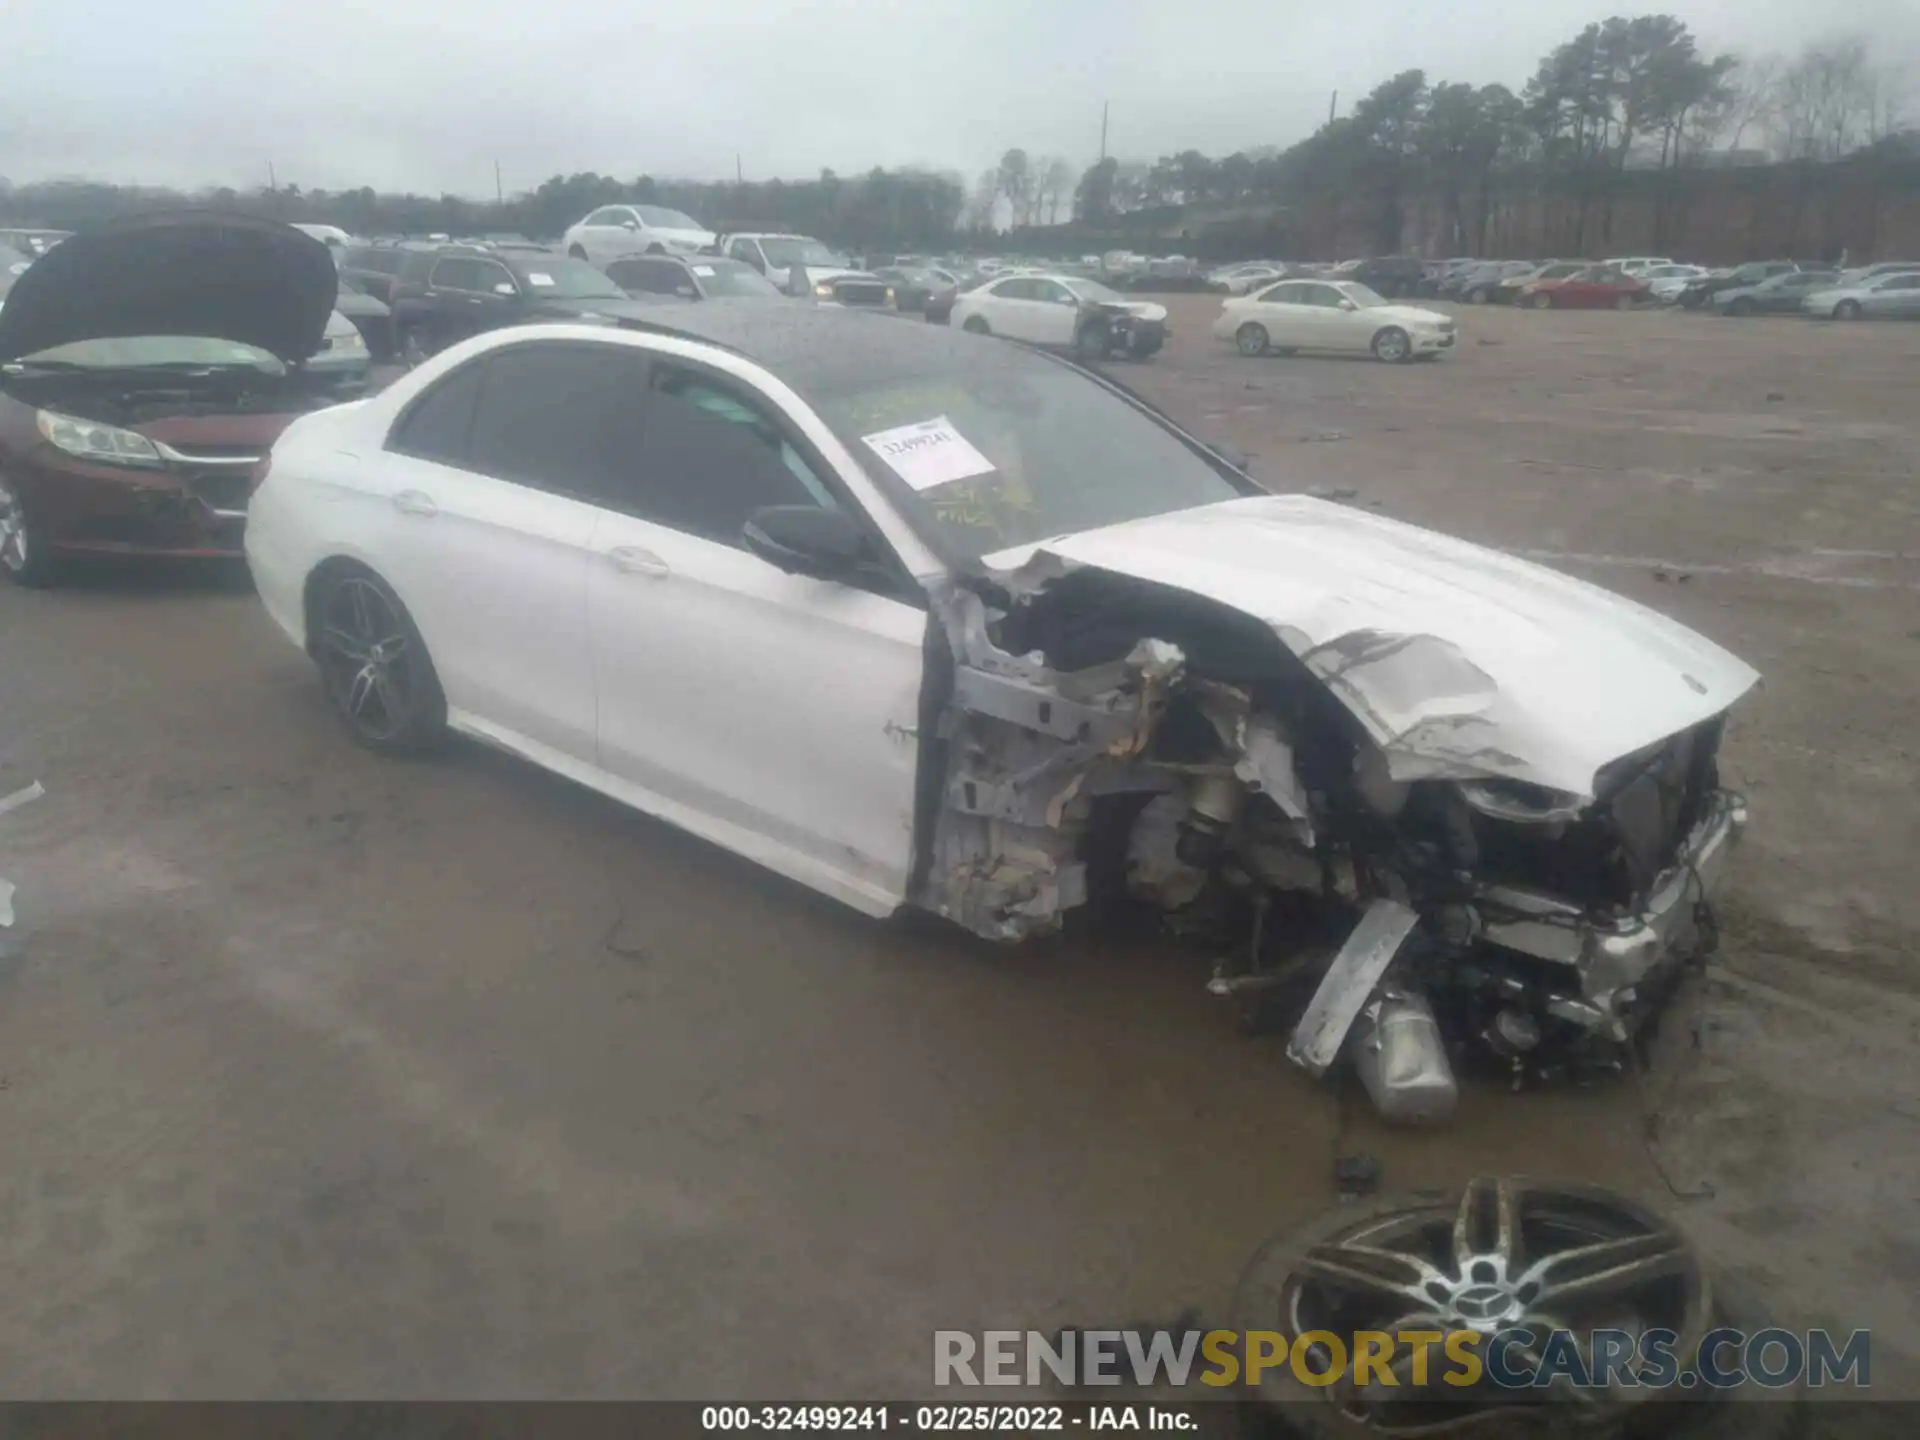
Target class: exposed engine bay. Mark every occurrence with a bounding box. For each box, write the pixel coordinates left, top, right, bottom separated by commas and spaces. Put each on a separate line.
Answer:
917, 560, 1750, 1124
0, 369, 322, 427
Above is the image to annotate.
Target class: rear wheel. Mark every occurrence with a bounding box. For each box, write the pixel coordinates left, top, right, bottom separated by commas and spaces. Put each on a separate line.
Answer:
1835, 299, 1863, 320
1616, 292, 1639, 310
1235, 322, 1269, 357
1466, 286, 1491, 304
1725, 297, 1755, 316
1525, 291, 1553, 309
567, 244, 587, 260
311, 567, 446, 756
961, 315, 990, 335
1370, 326, 1412, 363
0, 480, 58, 588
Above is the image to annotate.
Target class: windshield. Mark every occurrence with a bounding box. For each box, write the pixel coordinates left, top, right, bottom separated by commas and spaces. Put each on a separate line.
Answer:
13, 335, 286, 371
518, 259, 626, 299
810, 351, 1246, 561
761, 237, 848, 269
635, 207, 701, 230
1060, 278, 1129, 304
697, 261, 782, 297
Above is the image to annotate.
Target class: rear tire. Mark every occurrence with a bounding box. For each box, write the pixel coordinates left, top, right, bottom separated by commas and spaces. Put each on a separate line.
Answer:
1525, 291, 1553, 309
1616, 292, 1639, 310
1835, 299, 1863, 320
0, 480, 58, 588
1466, 286, 1490, 304
1726, 297, 1755, 316
310, 566, 447, 757
1370, 326, 1412, 363
1234, 322, 1269, 357
567, 244, 587, 260
961, 315, 990, 335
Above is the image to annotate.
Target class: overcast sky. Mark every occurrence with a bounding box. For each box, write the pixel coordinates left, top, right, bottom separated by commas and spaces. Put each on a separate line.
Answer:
2, 0, 1915, 197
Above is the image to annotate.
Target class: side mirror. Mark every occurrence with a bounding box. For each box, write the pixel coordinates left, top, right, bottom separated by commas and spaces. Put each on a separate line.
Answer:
621, 218, 640, 231
743, 505, 870, 580
1338, 298, 1357, 312
675, 284, 697, 298
492, 282, 517, 297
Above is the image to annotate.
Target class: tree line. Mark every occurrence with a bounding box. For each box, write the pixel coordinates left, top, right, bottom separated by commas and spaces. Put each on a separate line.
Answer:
0, 17, 1909, 258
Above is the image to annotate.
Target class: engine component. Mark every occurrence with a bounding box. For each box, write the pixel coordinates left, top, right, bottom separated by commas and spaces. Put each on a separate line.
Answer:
1286, 897, 1419, 1077
1350, 986, 1458, 1124
1174, 769, 1242, 867
1484, 1005, 1542, 1057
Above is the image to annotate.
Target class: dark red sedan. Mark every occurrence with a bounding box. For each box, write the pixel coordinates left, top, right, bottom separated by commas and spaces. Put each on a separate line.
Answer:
1516, 265, 1650, 310
0, 211, 337, 586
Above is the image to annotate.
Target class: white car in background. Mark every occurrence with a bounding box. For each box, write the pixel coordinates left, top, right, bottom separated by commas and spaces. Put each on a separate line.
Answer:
1800, 270, 1920, 320
1640, 263, 1710, 303
1212, 277, 1456, 362
1605, 256, 1674, 276
562, 205, 715, 265
718, 234, 866, 294
950, 272, 1167, 359
1211, 263, 1288, 295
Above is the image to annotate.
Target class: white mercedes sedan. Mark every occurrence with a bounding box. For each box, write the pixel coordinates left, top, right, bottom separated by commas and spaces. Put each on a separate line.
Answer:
1211, 278, 1456, 361
246, 306, 1756, 1120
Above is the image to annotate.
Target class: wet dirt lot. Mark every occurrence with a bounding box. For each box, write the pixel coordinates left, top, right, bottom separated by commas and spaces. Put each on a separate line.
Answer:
0, 297, 1916, 1401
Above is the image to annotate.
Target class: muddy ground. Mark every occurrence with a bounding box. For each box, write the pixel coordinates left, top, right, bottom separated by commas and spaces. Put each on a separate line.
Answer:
0, 297, 1914, 1402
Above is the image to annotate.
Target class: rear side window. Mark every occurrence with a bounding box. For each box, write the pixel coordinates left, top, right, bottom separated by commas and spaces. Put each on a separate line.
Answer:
465, 342, 645, 505
627, 363, 833, 546
388, 359, 488, 465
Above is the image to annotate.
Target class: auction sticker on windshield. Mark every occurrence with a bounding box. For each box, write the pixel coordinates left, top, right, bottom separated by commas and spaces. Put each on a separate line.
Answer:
861, 415, 995, 492
692, 264, 716, 276
526, 272, 555, 287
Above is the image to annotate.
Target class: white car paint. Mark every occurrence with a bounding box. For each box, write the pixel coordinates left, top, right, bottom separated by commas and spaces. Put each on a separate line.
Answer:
985, 494, 1759, 801
562, 205, 716, 265
1605, 256, 1674, 276
949, 273, 1166, 346
1801, 271, 1920, 319
246, 323, 939, 921
246, 318, 1756, 945
1216, 264, 1286, 295
1210, 279, 1455, 359
1641, 264, 1709, 301
718, 233, 867, 293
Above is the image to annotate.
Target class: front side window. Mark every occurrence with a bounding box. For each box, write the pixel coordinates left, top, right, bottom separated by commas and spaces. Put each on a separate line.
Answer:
428, 258, 486, 292
629, 364, 835, 547
1255, 282, 1303, 305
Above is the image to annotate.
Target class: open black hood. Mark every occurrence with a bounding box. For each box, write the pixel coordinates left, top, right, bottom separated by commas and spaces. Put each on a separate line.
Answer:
0, 211, 336, 363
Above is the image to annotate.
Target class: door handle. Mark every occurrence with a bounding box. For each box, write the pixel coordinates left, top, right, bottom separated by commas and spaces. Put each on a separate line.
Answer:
606, 545, 670, 578
392, 489, 438, 517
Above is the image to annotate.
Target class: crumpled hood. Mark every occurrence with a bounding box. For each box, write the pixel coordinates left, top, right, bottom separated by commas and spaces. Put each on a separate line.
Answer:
1092, 298, 1168, 322
0, 211, 337, 363
989, 494, 1759, 799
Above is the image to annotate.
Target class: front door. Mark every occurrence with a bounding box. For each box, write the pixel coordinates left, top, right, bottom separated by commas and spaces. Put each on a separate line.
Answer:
585, 355, 926, 915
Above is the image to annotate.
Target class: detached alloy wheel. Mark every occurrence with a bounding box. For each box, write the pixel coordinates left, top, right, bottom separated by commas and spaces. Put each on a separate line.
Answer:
0, 479, 57, 588
1234, 1178, 1726, 1439
314, 570, 446, 755
1236, 322, 1270, 357
1370, 326, 1412, 363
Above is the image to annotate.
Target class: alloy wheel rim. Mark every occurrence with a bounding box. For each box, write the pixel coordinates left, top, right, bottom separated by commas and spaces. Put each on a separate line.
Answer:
1238, 325, 1267, 355
320, 578, 415, 740
0, 481, 27, 573
1271, 1177, 1708, 1434
1379, 332, 1408, 360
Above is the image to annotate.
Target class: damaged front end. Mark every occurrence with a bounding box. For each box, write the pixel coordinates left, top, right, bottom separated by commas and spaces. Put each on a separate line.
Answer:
916, 535, 1754, 1124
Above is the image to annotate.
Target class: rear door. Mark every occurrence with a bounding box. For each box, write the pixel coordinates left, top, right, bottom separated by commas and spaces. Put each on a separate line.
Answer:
586, 353, 926, 915
1866, 273, 1920, 317
1246, 281, 1320, 348
369, 344, 616, 761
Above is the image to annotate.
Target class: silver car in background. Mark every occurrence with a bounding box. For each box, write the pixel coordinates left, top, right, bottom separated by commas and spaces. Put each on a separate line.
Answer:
1802, 270, 1920, 320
